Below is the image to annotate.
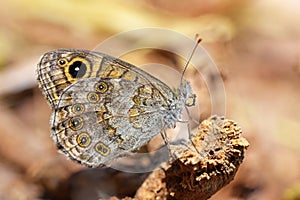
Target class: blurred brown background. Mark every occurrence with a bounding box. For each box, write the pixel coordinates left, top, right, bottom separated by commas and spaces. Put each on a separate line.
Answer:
0, 0, 299, 199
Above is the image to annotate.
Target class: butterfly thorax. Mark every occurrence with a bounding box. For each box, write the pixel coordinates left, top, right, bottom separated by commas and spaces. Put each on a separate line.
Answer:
163, 81, 196, 128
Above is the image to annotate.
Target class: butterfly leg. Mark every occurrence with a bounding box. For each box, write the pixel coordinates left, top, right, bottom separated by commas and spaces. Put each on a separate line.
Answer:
182, 106, 202, 154
186, 122, 201, 155
160, 130, 178, 162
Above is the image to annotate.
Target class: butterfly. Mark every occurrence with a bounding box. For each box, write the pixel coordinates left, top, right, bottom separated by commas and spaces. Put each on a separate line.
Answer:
37, 45, 198, 167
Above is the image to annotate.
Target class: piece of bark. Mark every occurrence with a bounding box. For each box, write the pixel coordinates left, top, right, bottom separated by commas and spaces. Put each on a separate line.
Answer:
135, 116, 249, 200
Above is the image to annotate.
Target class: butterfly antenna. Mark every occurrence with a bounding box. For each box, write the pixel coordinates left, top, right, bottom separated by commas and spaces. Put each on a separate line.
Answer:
180, 34, 202, 86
